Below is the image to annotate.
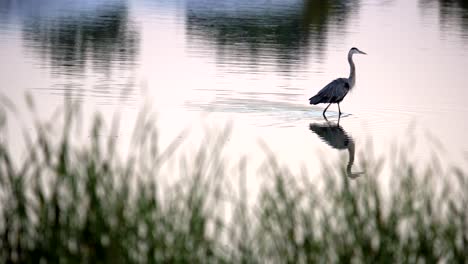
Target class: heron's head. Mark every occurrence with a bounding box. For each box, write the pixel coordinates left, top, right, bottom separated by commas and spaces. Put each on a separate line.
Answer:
350, 47, 367, 55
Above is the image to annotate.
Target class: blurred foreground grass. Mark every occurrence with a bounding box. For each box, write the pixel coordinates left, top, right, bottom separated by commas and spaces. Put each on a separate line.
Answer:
0, 102, 467, 263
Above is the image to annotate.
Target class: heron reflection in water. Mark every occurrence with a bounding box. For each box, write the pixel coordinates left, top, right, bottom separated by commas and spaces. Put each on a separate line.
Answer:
309, 119, 363, 179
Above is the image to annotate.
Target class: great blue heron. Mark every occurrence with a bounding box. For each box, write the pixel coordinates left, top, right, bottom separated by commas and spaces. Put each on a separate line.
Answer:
309, 119, 364, 179
309, 47, 367, 117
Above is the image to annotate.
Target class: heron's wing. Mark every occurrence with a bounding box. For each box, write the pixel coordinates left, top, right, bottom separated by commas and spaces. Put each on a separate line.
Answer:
310, 78, 349, 103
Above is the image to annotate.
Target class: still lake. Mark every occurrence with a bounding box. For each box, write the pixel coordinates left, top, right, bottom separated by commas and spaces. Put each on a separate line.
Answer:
1, 0, 467, 178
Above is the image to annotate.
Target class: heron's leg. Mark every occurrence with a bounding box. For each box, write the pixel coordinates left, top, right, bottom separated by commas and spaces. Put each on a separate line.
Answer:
322, 103, 332, 118
338, 103, 342, 115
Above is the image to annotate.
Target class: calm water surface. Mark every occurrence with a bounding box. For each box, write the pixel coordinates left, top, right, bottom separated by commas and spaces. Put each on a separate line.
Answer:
1, 0, 468, 176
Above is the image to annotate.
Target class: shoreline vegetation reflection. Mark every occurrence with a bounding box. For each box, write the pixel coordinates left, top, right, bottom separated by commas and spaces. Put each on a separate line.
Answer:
0, 100, 467, 262
186, 0, 359, 74
1, 0, 140, 105
420, 0, 468, 38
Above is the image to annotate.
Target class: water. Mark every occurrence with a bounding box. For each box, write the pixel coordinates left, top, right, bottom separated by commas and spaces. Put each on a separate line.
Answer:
1, 0, 467, 176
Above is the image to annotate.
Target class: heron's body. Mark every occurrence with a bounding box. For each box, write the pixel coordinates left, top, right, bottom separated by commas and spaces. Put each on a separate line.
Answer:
309, 47, 366, 117
309, 78, 350, 105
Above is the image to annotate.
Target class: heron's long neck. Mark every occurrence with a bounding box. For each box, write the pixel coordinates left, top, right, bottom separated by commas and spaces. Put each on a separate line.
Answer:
348, 53, 356, 88
346, 140, 355, 174
347, 140, 364, 179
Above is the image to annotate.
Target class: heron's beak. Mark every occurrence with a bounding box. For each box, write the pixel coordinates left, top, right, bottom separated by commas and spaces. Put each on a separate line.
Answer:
359, 50, 367, 55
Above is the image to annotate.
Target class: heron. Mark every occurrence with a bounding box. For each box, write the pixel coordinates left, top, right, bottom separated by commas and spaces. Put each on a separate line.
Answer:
308, 119, 364, 179
309, 47, 367, 118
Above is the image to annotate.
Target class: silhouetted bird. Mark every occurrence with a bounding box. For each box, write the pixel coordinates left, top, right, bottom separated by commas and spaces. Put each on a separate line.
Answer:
309, 47, 366, 117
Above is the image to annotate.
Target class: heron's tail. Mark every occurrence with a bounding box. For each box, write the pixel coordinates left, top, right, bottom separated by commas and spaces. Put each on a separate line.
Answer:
309, 94, 322, 105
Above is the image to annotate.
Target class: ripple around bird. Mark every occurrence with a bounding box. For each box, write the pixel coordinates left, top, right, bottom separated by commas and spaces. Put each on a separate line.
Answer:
185, 98, 352, 127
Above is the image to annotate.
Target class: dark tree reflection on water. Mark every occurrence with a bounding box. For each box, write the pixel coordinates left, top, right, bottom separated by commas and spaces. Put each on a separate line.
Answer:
23, 7, 139, 75
186, 0, 359, 75
2, 0, 140, 104
420, 0, 468, 38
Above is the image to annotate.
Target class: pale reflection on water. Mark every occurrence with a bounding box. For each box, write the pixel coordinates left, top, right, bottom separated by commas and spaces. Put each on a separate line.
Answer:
0, 0, 468, 173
